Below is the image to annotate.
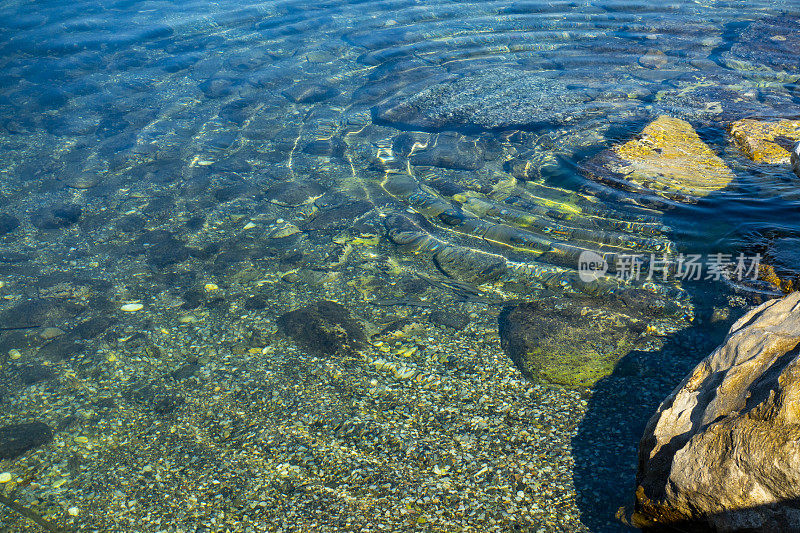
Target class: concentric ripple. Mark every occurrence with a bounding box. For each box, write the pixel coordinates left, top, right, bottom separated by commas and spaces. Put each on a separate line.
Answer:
0, 0, 798, 298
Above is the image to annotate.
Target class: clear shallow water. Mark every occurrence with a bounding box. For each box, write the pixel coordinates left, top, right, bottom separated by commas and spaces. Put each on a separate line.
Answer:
0, 0, 799, 531
1, 0, 798, 282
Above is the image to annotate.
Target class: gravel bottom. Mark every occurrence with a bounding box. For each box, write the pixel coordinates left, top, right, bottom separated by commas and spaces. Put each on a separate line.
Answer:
0, 197, 685, 533
0, 288, 610, 532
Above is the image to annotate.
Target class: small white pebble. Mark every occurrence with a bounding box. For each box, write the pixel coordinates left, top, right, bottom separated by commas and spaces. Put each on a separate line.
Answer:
120, 303, 143, 312
8, 349, 21, 360
67, 507, 79, 516
243, 222, 256, 230
0, 472, 12, 483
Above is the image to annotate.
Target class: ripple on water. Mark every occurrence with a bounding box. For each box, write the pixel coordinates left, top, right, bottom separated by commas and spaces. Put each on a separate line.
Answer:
0, 2, 799, 528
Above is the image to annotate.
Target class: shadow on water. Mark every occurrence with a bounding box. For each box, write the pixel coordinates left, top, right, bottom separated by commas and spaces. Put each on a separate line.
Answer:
571, 280, 735, 532
568, 131, 798, 529
565, 138, 789, 526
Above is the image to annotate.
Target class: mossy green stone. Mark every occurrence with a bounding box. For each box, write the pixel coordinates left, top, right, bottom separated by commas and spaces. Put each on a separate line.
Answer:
499, 291, 687, 389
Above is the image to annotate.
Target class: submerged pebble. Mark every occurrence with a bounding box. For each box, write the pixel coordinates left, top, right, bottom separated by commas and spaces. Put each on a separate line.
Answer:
64, 174, 100, 189
0, 422, 53, 460
40, 327, 65, 340
639, 49, 668, 69
0, 213, 20, 235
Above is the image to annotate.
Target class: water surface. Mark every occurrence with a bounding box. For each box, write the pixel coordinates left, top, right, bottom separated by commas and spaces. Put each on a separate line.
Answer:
0, 0, 798, 531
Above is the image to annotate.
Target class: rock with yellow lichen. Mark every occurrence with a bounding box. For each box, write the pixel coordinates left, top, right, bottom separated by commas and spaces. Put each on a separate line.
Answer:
758, 263, 796, 294
729, 117, 800, 164
581, 115, 734, 203
635, 292, 800, 532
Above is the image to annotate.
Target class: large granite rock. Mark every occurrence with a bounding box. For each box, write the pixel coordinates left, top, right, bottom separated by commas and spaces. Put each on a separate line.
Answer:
634, 292, 800, 532
729, 118, 800, 165
581, 115, 734, 203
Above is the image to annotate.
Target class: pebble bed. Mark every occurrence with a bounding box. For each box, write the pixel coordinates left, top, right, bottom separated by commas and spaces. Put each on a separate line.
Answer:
0, 192, 749, 532
0, 277, 594, 532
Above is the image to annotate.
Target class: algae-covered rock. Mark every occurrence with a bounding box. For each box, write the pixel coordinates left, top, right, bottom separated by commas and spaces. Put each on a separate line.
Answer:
0, 422, 53, 460
30, 203, 82, 230
0, 213, 19, 235
433, 246, 508, 285
582, 115, 734, 203
758, 263, 797, 294
409, 133, 485, 170
639, 50, 668, 69
729, 232, 800, 295
498, 292, 684, 388
652, 67, 797, 123
265, 181, 326, 207
722, 15, 800, 77
729, 118, 800, 164
282, 82, 338, 104
756, 236, 800, 294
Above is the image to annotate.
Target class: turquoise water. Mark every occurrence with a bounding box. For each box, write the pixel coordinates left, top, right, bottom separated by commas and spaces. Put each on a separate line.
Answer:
2, 0, 799, 287
0, 0, 799, 531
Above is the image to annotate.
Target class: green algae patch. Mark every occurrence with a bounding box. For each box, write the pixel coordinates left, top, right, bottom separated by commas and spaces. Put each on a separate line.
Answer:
498, 292, 688, 389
